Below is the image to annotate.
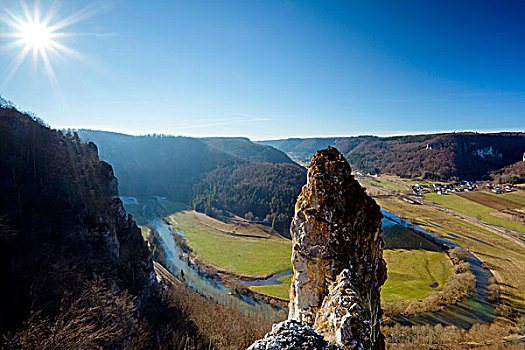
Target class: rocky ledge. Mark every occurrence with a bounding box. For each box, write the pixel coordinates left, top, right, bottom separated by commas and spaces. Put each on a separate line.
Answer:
247, 320, 342, 350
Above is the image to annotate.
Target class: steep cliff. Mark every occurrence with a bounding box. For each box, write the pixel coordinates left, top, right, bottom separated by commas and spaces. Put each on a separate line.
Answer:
0, 106, 199, 348
249, 147, 387, 350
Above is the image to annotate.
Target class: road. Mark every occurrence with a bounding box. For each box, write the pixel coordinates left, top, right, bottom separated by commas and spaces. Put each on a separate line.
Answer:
153, 261, 183, 286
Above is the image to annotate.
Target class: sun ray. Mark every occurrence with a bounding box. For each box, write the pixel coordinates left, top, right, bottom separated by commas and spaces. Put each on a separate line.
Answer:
41, 2, 60, 28
40, 47, 58, 89
0, 39, 25, 53
47, 1, 114, 33
48, 40, 83, 61
4, 45, 31, 84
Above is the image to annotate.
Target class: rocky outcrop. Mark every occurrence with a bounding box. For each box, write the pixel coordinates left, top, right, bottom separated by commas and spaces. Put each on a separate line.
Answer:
0, 108, 156, 334
248, 147, 387, 349
247, 320, 341, 350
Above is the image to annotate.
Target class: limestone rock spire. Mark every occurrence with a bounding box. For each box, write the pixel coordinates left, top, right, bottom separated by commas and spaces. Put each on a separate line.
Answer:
288, 146, 387, 349
248, 147, 387, 350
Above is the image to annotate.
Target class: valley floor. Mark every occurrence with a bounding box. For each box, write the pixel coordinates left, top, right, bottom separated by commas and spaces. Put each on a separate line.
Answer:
167, 210, 292, 278
123, 184, 525, 325
360, 175, 525, 315
141, 200, 456, 310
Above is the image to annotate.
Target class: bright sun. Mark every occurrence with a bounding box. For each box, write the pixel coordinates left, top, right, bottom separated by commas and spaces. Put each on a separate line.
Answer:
18, 20, 55, 51
0, 1, 96, 87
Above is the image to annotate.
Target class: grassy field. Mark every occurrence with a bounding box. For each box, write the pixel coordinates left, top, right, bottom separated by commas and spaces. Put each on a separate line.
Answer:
359, 177, 409, 193
382, 175, 450, 188
370, 178, 408, 192
251, 274, 293, 300
248, 248, 452, 303
457, 191, 522, 211
358, 180, 392, 196
376, 196, 525, 313
423, 192, 525, 233
485, 190, 525, 207
168, 211, 279, 238
170, 210, 292, 278
382, 249, 452, 304
170, 209, 455, 305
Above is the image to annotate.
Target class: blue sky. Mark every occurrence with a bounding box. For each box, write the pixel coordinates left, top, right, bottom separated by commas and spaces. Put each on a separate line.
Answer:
1, 0, 524, 139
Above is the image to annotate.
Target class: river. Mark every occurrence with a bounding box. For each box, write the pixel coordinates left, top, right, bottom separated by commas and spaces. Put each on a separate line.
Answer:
122, 196, 496, 327
147, 212, 288, 322
381, 210, 496, 328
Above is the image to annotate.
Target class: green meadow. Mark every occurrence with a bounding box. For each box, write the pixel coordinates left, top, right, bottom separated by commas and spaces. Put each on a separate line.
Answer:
251, 274, 293, 300
381, 249, 452, 304
424, 192, 525, 233
170, 210, 292, 278
171, 210, 453, 304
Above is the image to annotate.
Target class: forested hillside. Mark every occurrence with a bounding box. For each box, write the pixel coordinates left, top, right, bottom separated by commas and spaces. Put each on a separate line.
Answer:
193, 160, 306, 233
491, 160, 525, 184
0, 106, 202, 348
77, 130, 306, 233
260, 133, 525, 180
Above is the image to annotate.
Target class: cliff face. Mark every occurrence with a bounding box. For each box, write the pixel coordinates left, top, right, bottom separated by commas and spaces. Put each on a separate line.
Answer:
249, 147, 387, 350
0, 107, 161, 346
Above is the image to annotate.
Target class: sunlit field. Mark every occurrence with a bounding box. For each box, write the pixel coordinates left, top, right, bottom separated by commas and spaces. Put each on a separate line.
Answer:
424, 192, 525, 233
170, 209, 454, 306
376, 196, 525, 313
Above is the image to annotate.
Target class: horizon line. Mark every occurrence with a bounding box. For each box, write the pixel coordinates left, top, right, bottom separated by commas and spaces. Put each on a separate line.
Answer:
64, 126, 525, 141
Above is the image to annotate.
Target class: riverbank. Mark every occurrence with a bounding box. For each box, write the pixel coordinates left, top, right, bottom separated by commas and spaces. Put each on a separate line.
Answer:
124, 195, 503, 328
167, 207, 459, 309
376, 194, 525, 315
362, 174, 525, 314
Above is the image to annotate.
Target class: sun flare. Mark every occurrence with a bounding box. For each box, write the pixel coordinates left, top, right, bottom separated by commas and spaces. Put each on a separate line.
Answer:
18, 20, 54, 51
0, 1, 101, 88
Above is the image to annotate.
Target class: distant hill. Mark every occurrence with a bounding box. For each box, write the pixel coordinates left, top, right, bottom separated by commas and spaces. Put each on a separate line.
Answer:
77, 130, 230, 202
491, 160, 525, 184
259, 137, 339, 163
259, 133, 525, 180
201, 137, 298, 165
77, 130, 306, 233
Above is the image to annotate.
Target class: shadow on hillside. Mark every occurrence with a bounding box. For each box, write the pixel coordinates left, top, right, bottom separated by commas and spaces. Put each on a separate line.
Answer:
382, 219, 441, 252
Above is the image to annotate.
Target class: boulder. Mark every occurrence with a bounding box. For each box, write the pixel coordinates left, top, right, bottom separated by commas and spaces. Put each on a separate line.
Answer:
247, 320, 341, 350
